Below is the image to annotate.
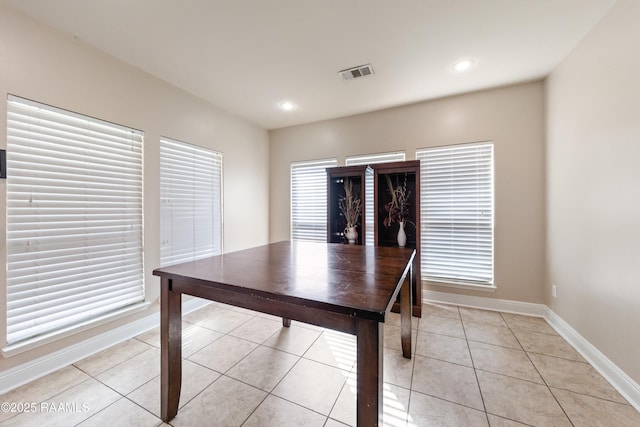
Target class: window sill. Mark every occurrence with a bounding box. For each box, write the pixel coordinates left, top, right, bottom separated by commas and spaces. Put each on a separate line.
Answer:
424, 279, 497, 293
2, 302, 151, 358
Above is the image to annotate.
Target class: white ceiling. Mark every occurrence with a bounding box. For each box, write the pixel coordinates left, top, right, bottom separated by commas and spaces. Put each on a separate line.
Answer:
3, 0, 615, 130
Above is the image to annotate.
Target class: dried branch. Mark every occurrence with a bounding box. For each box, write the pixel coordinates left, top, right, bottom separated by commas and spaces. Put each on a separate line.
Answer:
339, 178, 362, 228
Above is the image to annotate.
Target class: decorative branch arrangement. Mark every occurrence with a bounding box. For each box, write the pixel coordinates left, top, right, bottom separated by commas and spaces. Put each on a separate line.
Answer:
339, 178, 362, 228
383, 175, 413, 228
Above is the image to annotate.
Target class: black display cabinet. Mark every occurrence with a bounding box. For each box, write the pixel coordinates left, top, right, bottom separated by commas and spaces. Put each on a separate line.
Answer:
326, 165, 371, 245
326, 161, 421, 317
373, 160, 422, 317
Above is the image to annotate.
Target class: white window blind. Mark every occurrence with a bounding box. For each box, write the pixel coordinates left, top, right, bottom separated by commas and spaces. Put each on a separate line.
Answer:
345, 151, 405, 166
160, 137, 223, 266
417, 142, 494, 285
346, 151, 406, 245
291, 158, 337, 241
6, 95, 145, 345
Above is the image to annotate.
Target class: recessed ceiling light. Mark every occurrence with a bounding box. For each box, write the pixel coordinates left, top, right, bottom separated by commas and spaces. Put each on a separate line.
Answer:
452, 58, 476, 72
279, 101, 296, 111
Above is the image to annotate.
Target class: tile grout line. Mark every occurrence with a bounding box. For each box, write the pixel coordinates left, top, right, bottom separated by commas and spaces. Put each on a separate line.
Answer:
184, 312, 274, 424
405, 324, 418, 427
7, 303, 638, 425
506, 313, 576, 427
229, 321, 337, 424
459, 307, 492, 426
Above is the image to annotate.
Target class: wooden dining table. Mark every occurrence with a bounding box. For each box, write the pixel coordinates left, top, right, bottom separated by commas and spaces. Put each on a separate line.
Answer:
153, 240, 414, 426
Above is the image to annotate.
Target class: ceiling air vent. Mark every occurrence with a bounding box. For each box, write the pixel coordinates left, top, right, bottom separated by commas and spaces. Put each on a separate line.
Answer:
338, 64, 374, 81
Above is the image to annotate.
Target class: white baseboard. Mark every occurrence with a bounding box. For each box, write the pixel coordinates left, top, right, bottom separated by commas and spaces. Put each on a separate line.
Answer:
0, 297, 211, 395
423, 291, 640, 413
544, 308, 640, 412
4, 292, 639, 414
423, 289, 547, 317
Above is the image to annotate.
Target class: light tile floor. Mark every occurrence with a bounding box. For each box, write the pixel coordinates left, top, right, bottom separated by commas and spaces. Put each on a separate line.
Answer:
2, 302, 640, 426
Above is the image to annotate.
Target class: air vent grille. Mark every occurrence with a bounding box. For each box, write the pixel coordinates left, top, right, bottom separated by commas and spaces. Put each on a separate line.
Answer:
338, 64, 374, 81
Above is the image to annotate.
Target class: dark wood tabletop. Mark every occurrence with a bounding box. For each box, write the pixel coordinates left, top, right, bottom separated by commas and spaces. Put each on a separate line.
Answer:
153, 240, 415, 426
154, 240, 415, 322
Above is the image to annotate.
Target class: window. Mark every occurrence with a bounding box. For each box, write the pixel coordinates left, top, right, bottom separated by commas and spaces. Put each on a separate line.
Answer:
345, 151, 405, 166
346, 151, 405, 245
291, 158, 337, 241
417, 142, 494, 286
160, 137, 223, 265
5, 95, 145, 346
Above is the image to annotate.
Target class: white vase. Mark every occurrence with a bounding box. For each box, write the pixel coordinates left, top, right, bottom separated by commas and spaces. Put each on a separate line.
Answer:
344, 226, 358, 245
397, 221, 407, 247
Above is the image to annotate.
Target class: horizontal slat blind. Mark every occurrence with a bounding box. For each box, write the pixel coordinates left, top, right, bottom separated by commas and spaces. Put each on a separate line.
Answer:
160, 137, 222, 266
346, 151, 406, 245
6, 95, 145, 344
291, 158, 337, 241
345, 151, 405, 166
417, 142, 494, 285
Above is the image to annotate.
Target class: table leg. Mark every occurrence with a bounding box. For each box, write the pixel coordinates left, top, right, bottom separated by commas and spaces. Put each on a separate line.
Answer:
282, 318, 291, 327
161, 277, 182, 422
400, 267, 412, 359
356, 318, 383, 426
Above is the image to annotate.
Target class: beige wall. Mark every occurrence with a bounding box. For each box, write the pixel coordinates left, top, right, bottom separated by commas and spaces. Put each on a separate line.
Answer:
0, 5, 269, 372
546, 0, 640, 384
270, 81, 546, 304
7, 0, 637, 394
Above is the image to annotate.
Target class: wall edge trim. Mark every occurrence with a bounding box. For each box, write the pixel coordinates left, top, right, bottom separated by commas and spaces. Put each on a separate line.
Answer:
3, 291, 638, 414
0, 298, 210, 395
423, 289, 547, 316
423, 290, 640, 412
544, 307, 640, 412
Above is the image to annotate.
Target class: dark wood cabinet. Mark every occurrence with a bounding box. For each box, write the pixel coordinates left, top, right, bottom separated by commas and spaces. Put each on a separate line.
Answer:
327, 161, 422, 317
326, 165, 371, 245
373, 160, 421, 317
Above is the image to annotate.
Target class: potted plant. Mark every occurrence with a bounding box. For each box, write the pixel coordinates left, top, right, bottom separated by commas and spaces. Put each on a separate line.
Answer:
383, 175, 413, 247
339, 178, 362, 244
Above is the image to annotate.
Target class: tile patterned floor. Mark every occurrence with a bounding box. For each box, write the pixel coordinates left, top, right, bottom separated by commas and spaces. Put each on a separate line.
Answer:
1, 302, 639, 426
